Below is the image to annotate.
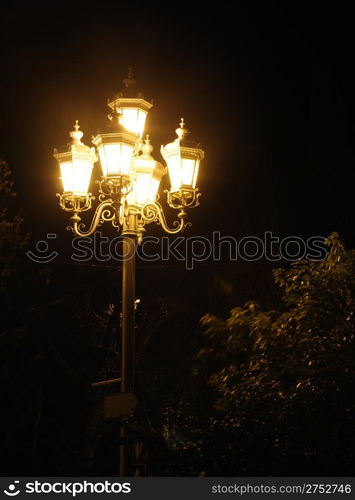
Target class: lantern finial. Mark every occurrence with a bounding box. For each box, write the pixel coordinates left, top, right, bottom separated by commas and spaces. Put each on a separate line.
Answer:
142, 134, 154, 157
175, 118, 189, 141
123, 68, 137, 89
70, 120, 84, 145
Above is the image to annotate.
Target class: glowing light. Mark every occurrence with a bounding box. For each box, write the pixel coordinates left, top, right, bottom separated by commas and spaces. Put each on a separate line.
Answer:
98, 143, 133, 177
167, 157, 200, 191
128, 136, 166, 206
54, 121, 96, 196
59, 158, 93, 196
119, 108, 148, 138
92, 132, 136, 180
161, 119, 204, 193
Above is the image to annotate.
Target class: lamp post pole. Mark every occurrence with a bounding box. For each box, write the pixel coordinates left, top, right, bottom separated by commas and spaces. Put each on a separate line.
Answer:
121, 234, 136, 395
120, 214, 137, 476
54, 72, 205, 477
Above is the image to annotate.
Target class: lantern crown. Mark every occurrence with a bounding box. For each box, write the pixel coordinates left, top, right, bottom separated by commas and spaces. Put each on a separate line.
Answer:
53, 121, 95, 157
54, 121, 94, 156
161, 119, 204, 161
133, 134, 166, 177
121, 68, 139, 95
175, 118, 190, 141
141, 135, 154, 157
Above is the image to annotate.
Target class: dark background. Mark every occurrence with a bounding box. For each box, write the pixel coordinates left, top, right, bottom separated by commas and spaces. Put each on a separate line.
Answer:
0, 2, 353, 243
0, 2, 354, 476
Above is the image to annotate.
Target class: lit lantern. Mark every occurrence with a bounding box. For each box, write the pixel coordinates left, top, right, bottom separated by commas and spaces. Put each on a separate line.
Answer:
128, 136, 166, 206
54, 121, 96, 197
107, 69, 152, 138
92, 110, 136, 184
160, 119, 204, 196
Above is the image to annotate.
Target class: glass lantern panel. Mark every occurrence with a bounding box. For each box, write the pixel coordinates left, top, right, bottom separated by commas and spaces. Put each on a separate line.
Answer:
98, 143, 133, 177
135, 173, 151, 206
136, 110, 147, 138
119, 108, 148, 138
181, 158, 197, 188
167, 157, 182, 191
60, 158, 92, 195
129, 175, 160, 206
148, 178, 160, 202
60, 161, 74, 193
192, 159, 200, 188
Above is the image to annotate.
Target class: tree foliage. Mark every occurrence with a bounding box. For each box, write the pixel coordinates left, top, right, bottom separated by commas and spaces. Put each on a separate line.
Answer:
195, 232, 355, 474
0, 159, 28, 286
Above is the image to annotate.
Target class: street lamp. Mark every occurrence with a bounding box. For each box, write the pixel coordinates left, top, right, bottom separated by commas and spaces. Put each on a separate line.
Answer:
54, 72, 205, 476
54, 120, 96, 206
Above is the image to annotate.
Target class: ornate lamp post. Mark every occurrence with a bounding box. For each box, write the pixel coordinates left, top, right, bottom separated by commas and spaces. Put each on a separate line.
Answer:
54, 72, 205, 475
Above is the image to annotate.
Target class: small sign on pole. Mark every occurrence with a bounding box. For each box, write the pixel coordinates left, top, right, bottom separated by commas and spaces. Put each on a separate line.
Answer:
104, 392, 137, 419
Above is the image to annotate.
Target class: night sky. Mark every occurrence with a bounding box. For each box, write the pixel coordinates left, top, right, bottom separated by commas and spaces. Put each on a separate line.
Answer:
0, 3, 353, 246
